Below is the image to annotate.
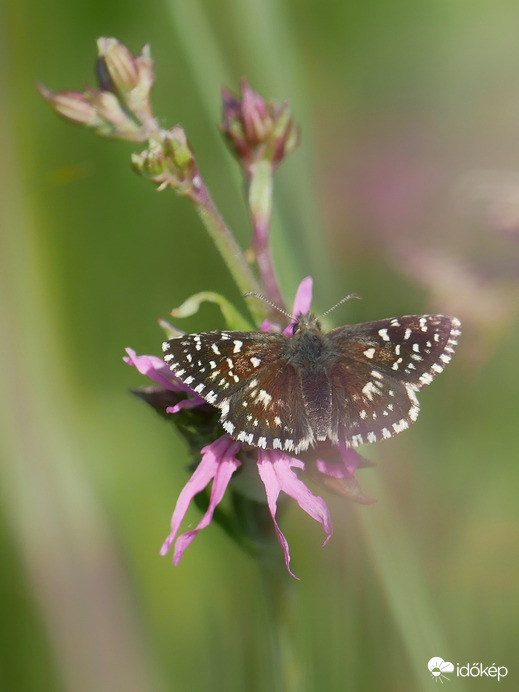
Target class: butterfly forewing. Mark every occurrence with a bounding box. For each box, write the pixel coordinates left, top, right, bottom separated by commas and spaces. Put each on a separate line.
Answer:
327, 315, 461, 389
163, 330, 283, 403
163, 330, 311, 451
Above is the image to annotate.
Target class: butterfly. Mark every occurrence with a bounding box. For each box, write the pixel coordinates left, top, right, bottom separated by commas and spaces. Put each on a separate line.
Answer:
162, 305, 461, 454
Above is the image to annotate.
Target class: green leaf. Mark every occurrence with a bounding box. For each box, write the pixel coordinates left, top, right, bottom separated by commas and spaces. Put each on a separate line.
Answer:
170, 291, 253, 330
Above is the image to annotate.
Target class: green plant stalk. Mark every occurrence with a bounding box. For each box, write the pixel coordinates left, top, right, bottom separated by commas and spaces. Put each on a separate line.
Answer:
192, 181, 265, 324
248, 160, 284, 309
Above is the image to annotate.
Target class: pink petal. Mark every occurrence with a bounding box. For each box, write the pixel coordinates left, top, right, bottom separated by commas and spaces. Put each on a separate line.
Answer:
173, 449, 241, 564
316, 441, 362, 478
256, 449, 333, 579
166, 396, 205, 414
160, 436, 241, 560
284, 276, 313, 335
256, 452, 297, 578
124, 348, 180, 390
292, 276, 313, 316
338, 441, 361, 476
124, 347, 202, 400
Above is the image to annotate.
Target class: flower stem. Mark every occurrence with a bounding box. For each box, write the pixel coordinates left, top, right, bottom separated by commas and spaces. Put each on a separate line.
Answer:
190, 178, 266, 324
248, 160, 285, 309
259, 559, 301, 692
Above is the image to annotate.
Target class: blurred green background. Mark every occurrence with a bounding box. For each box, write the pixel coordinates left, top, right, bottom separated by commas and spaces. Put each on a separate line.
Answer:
1, 0, 518, 690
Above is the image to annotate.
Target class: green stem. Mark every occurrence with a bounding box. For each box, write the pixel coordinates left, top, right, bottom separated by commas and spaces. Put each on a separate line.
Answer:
248, 160, 285, 310
259, 560, 301, 692
191, 180, 266, 324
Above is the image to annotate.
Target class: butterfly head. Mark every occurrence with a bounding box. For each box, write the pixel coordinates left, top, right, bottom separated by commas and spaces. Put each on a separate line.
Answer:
291, 312, 322, 336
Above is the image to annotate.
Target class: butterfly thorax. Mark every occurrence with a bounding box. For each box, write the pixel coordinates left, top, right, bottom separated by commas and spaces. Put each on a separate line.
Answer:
287, 313, 332, 369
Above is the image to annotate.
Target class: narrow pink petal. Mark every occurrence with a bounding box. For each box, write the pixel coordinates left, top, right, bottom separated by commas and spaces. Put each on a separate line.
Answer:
160, 436, 241, 559
316, 442, 362, 479
166, 396, 205, 414
267, 451, 333, 547
257, 448, 333, 577
125, 347, 201, 399
173, 451, 241, 564
256, 452, 298, 579
339, 440, 361, 476
284, 276, 313, 335
291, 276, 313, 316
124, 348, 180, 390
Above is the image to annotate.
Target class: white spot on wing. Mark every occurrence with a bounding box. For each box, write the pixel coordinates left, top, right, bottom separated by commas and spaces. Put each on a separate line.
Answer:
392, 419, 409, 434
420, 372, 433, 386
362, 381, 380, 401
256, 389, 272, 407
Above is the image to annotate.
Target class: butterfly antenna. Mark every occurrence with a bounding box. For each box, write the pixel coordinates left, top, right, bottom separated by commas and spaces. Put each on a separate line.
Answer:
244, 292, 294, 320
318, 293, 363, 320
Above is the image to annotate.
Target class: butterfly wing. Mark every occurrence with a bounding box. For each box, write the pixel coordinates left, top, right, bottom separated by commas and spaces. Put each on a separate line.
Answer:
325, 315, 461, 446
163, 330, 313, 451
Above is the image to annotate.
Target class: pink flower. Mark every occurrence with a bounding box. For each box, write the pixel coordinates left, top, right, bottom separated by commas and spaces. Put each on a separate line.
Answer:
125, 277, 368, 577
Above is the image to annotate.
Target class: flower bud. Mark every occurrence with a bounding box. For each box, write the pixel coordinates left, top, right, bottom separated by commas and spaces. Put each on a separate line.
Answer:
37, 85, 100, 127
96, 37, 155, 126
220, 79, 300, 174
39, 38, 157, 141
132, 126, 200, 195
